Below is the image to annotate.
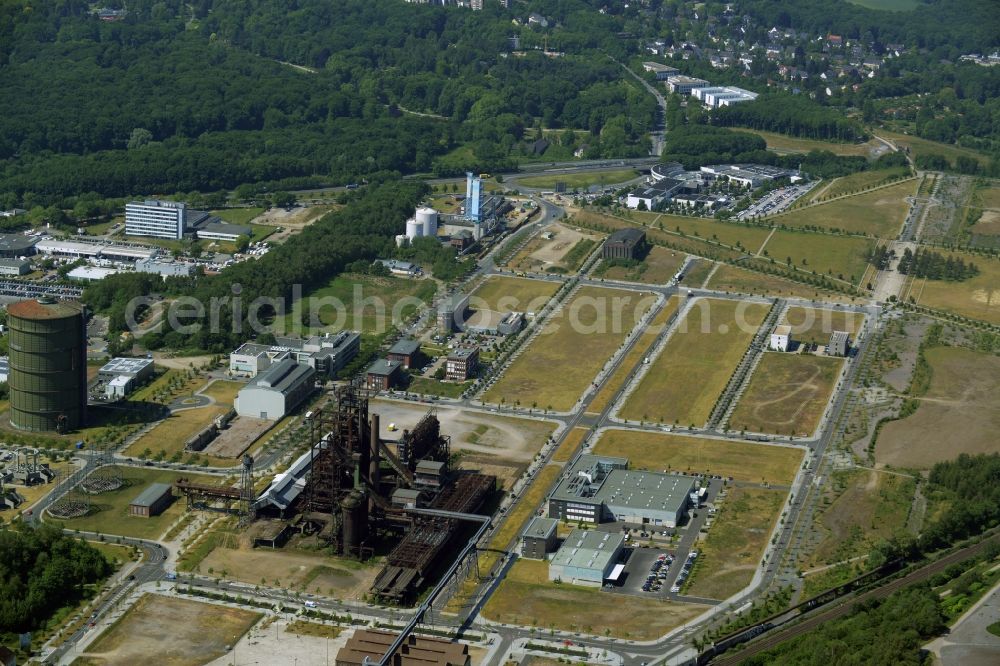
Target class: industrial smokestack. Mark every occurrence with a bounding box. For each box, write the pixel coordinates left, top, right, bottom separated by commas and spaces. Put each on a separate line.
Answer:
369, 412, 381, 499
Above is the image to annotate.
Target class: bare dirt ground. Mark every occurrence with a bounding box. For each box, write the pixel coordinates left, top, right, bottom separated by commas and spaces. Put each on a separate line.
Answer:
877, 347, 1000, 468
79, 594, 261, 666
371, 400, 554, 464
255, 205, 338, 243
151, 353, 216, 370
203, 416, 273, 458
510, 223, 599, 271
200, 545, 378, 599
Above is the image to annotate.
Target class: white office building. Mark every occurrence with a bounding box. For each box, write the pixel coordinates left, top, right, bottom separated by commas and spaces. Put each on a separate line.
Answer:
125, 200, 188, 239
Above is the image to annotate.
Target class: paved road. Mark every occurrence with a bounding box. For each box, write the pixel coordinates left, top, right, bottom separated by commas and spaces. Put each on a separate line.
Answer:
925, 580, 1000, 666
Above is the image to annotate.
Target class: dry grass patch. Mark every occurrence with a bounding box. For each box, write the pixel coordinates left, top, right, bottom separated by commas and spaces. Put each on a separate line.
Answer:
619, 298, 769, 426
483, 559, 708, 639
706, 264, 854, 302
592, 429, 803, 485
912, 252, 1000, 325
596, 246, 689, 284
586, 297, 680, 415
774, 179, 913, 238
782, 307, 865, 345
685, 487, 785, 600
876, 347, 1000, 468
760, 231, 874, 285
552, 427, 589, 463
123, 406, 231, 460
483, 286, 654, 411
199, 380, 244, 406
746, 130, 883, 157
729, 353, 843, 437
469, 276, 560, 313
81, 594, 260, 666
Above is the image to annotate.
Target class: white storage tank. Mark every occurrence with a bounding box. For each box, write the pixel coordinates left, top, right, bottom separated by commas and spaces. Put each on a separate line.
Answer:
405, 217, 423, 240
416, 206, 438, 238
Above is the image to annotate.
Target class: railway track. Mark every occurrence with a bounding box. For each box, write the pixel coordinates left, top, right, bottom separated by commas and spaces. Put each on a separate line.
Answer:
710, 532, 1000, 665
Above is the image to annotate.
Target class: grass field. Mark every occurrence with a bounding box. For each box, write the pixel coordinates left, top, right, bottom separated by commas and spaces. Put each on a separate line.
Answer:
81, 594, 260, 666
483, 559, 708, 639
706, 264, 854, 302
586, 298, 679, 415
977, 183, 1000, 209
911, 252, 1000, 325
878, 130, 992, 169
682, 259, 716, 287
782, 306, 865, 345
517, 168, 639, 190
774, 179, 914, 237
877, 347, 1000, 468
744, 130, 884, 156
619, 298, 769, 426
806, 469, 915, 569
634, 211, 772, 253
819, 168, 912, 200
52, 467, 227, 540
211, 207, 265, 225
552, 427, 589, 463
199, 380, 244, 406
729, 353, 844, 436
592, 429, 804, 485
123, 405, 231, 460
685, 487, 786, 600
469, 275, 560, 313
760, 230, 875, 285
283, 273, 436, 334
483, 286, 652, 411
595, 246, 689, 284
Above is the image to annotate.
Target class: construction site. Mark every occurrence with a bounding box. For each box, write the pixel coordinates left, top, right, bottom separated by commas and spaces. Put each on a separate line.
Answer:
177, 384, 497, 604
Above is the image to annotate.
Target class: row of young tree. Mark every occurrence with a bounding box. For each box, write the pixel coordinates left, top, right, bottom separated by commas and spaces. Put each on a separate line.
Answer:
897, 248, 979, 281
0, 524, 113, 633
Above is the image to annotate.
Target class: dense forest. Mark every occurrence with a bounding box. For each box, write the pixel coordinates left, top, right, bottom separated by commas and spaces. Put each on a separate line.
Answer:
0, 524, 112, 633
0, 0, 655, 205
712, 95, 866, 142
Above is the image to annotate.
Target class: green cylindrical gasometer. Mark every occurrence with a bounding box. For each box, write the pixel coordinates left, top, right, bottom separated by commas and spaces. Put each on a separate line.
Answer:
7, 297, 87, 432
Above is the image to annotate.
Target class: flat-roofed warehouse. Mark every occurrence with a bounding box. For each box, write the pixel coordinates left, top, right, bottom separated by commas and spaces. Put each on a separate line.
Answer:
234, 358, 316, 420
548, 528, 625, 586
128, 482, 173, 517
549, 454, 695, 528
0, 233, 38, 258
336, 629, 470, 666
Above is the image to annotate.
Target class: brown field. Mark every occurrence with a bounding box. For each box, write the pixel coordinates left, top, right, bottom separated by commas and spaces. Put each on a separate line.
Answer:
619, 298, 769, 426
912, 252, 1000, 325
199, 545, 378, 598
729, 353, 844, 436
596, 245, 689, 284
782, 307, 865, 345
80, 594, 260, 666
977, 184, 1000, 210
122, 405, 231, 460
760, 230, 876, 285
483, 286, 654, 411
552, 427, 589, 463
746, 130, 884, 157
509, 223, 602, 272
876, 347, 1000, 468
483, 559, 708, 639
706, 264, 854, 302
972, 209, 1000, 236
586, 298, 679, 415
685, 487, 785, 600
592, 429, 804, 485
468, 275, 560, 315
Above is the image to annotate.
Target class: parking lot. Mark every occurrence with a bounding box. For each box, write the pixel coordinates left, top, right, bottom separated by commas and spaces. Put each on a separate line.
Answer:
737, 183, 814, 220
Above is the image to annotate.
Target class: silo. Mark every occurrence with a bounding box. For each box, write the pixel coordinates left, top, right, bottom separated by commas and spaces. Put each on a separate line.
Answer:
340, 490, 368, 557
405, 217, 423, 241
416, 207, 438, 238
7, 298, 87, 432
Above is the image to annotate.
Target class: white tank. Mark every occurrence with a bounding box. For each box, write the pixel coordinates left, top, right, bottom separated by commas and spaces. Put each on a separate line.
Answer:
416, 206, 438, 237
405, 217, 423, 240
395, 234, 408, 247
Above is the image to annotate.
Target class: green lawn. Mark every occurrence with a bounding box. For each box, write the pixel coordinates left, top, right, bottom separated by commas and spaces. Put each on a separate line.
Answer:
760, 230, 875, 285
819, 168, 912, 200
774, 179, 915, 238
619, 298, 769, 426
743, 130, 883, 156
483, 286, 653, 411
407, 376, 470, 398
706, 264, 853, 302
878, 130, 993, 169
210, 207, 264, 225
847, 0, 919, 10
632, 211, 772, 253
283, 273, 436, 334
517, 168, 639, 190
50, 467, 227, 540
592, 429, 804, 485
